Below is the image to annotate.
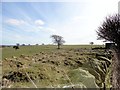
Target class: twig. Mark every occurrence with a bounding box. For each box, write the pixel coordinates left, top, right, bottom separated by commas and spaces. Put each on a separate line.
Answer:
25, 71, 37, 88
22, 66, 37, 88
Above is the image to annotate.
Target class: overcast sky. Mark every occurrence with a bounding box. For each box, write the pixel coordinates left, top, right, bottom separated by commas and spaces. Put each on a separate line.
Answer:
1, 0, 119, 45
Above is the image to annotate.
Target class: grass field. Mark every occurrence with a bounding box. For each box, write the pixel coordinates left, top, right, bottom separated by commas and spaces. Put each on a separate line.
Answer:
2, 45, 103, 59
1, 45, 112, 88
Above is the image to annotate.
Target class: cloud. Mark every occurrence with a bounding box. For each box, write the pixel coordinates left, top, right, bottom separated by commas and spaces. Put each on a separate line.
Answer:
5, 19, 28, 26
37, 27, 56, 33
35, 20, 45, 26
38, 26, 44, 29
45, 27, 56, 33
72, 16, 82, 22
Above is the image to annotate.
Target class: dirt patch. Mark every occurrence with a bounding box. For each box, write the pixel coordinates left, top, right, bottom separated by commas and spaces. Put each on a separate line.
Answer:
3, 71, 29, 82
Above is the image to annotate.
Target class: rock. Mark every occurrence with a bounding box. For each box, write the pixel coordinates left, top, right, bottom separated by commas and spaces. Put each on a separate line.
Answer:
64, 60, 69, 65
57, 71, 60, 73
50, 60, 60, 66
42, 60, 46, 63
24, 57, 30, 60
32, 58, 35, 61
12, 56, 17, 59
4, 58, 8, 60
50, 61, 55, 64
78, 57, 82, 60
20, 54, 25, 58
68, 57, 73, 60
36, 53, 39, 55
75, 60, 82, 65
64, 60, 72, 66
16, 61, 23, 68
38, 73, 47, 79
76, 52, 79, 55
2, 78, 11, 88
38, 58, 42, 61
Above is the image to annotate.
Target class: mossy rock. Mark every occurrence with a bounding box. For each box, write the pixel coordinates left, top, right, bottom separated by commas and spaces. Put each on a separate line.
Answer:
67, 68, 99, 88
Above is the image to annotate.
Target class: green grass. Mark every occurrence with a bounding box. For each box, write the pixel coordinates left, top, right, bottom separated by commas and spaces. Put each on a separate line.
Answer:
2, 45, 103, 59
2, 45, 54, 59
2, 44, 111, 88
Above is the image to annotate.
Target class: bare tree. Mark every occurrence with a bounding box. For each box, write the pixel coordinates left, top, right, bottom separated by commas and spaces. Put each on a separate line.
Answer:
97, 14, 120, 89
51, 35, 65, 49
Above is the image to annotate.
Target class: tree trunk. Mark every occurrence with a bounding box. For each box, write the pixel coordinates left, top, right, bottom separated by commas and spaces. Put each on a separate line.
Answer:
112, 48, 120, 90
57, 43, 60, 49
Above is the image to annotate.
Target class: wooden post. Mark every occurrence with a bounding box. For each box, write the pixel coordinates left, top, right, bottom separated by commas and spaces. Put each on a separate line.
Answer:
112, 48, 120, 90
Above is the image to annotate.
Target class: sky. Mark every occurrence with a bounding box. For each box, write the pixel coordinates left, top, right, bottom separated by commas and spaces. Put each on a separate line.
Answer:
1, 0, 119, 45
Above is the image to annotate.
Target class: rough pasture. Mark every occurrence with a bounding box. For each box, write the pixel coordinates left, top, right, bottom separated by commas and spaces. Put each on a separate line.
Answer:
2, 45, 112, 88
